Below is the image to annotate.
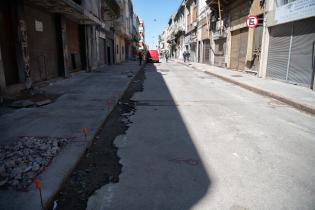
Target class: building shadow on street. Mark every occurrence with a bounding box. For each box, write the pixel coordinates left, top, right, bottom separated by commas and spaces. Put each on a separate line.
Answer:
88, 63, 212, 210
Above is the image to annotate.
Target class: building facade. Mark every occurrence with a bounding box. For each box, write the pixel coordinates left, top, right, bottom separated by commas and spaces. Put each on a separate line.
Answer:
184, 0, 198, 62
163, 0, 314, 90
196, 0, 210, 64
0, 0, 145, 97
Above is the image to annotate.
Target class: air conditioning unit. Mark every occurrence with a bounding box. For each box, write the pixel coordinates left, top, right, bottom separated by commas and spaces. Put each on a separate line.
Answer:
216, 20, 223, 31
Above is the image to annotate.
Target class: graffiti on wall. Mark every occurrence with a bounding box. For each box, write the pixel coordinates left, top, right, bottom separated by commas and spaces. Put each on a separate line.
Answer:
19, 19, 31, 88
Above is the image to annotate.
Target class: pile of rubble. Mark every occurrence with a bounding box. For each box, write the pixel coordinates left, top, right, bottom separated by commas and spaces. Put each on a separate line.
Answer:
0, 136, 71, 190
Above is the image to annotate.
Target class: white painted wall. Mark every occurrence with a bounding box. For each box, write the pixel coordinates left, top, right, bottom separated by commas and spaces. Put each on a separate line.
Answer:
198, 0, 207, 19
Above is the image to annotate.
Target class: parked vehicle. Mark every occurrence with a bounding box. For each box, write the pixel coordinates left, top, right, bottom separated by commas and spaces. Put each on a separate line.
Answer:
146, 50, 159, 63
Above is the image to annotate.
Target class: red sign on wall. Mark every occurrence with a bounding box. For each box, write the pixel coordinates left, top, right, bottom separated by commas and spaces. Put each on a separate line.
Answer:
246, 16, 259, 28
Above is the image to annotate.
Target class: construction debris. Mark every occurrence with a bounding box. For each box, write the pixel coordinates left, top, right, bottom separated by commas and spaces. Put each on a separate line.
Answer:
0, 136, 71, 190
35, 99, 52, 106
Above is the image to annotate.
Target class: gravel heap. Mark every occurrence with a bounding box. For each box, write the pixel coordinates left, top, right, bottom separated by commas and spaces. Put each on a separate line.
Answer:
0, 136, 71, 190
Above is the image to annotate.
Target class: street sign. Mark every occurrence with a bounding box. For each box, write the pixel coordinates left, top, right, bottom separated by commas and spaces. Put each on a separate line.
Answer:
246, 16, 259, 28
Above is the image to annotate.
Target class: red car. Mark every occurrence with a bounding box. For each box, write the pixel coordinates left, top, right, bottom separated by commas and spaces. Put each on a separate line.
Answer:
146, 50, 159, 63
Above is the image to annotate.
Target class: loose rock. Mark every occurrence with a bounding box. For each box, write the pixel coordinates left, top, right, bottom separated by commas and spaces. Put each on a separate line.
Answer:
0, 136, 72, 190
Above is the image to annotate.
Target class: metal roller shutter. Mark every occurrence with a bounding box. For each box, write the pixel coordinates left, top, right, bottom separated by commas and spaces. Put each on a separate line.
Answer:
288, 17, 315, 87
266, 23, 291, 81
267, 17, 315, 88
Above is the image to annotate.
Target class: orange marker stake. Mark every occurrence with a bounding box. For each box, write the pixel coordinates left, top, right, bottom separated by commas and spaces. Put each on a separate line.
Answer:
35, 179, 44, 209
82, 128, 88, 140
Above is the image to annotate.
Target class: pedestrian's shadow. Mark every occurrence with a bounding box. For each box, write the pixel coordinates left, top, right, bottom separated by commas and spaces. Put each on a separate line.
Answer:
89, 63, 212, 209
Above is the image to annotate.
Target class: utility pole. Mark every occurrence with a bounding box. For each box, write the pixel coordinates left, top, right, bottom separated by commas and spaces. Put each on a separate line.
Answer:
217, 0, 223, 35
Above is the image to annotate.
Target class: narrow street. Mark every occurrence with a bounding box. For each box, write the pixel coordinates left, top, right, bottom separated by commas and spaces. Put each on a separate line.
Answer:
1, 0, 315, 209
86, 61, 315, 210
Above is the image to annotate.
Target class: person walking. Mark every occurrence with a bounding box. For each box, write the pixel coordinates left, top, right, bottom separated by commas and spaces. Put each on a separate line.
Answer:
183, 51, 187, 62
186, 51, 190, 62
165, 52, 169, 63
138, 51, 143, 66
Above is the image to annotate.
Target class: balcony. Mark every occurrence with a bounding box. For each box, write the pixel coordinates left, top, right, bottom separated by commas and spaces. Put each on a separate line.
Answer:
25, 0, 102, 24
102, 0, 120, 18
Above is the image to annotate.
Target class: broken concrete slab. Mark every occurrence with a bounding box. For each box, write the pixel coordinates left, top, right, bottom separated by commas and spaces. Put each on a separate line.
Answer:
10, 100, 35, 108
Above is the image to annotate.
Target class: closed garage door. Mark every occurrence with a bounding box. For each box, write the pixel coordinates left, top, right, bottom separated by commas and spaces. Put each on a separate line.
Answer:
288, 17, 315, 86
267, 17, 315, 88
267, 23, 291, 81
25, 5, 59, 81
230, 28, 248, 70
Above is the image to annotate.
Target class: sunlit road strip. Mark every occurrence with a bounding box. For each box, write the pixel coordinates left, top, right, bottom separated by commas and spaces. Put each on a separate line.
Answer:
87, 61, 315, 210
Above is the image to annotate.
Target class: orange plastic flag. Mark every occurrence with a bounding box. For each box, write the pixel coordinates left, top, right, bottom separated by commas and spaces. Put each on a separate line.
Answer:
82, 128, 88, 136
34, 179, 41, 189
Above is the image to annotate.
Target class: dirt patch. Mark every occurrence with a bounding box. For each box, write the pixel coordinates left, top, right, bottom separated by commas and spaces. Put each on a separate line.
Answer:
0, 90, 60, 115
49, 65, 146, 210
268, 99, 287, 108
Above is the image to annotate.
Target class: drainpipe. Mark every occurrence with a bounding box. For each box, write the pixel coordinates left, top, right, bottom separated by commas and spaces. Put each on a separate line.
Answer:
312, 41, 315, 90
0, 47, 5, 103
258, 0, 271, 78
0, 45, 6, 94
84, 24, 89, 72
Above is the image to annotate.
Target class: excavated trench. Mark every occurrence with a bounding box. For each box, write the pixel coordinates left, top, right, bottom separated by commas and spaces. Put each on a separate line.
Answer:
50, 65, 146, 210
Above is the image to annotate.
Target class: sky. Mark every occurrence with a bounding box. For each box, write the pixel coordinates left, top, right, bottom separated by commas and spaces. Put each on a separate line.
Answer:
132, 0, 182, 49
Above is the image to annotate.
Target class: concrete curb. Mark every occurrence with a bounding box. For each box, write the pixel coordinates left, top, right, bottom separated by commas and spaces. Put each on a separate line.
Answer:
44, 63, 147, 209
178, 61, 315, 116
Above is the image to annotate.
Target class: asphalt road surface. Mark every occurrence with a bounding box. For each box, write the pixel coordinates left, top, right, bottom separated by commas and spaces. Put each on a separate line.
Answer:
87, 62, 315, 210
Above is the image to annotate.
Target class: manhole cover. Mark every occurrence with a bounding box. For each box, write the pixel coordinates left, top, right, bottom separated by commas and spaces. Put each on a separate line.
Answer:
159, 69, 170, 72
268, 99, 287, 108
231, 75, 243, 77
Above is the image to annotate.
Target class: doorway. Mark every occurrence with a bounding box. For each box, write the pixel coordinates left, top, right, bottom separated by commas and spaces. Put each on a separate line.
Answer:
0, 1, 19, 85
230, 28, 248, 70
107, 46, 111, 65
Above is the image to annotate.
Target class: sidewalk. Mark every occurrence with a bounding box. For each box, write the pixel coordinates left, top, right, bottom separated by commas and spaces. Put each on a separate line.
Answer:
176, 60, 315, 115
0, 61, 145, 210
